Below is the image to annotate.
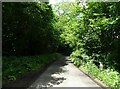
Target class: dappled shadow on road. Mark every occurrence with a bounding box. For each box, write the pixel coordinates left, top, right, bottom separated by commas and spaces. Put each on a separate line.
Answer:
28, 56, 70, 89
3, 56, 70, 89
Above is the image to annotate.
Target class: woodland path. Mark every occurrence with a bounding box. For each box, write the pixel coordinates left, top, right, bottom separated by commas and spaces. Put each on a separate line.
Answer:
28, 56, 102, 89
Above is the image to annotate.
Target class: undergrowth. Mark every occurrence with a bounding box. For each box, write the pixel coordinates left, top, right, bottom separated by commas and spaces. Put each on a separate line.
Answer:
2, 53, 61, 84
70, 50, 120, 89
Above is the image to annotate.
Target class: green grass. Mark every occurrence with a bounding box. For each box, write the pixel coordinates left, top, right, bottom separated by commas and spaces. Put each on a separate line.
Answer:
2, 53, 61, 84
80, 61, 120, 88
70, 51, 120, 89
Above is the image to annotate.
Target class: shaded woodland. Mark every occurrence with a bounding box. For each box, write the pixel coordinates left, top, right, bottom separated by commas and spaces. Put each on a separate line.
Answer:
2, 2, 120, 88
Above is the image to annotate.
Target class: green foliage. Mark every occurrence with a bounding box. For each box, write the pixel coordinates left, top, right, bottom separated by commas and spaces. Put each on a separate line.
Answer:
2, 2, 58, 56
54, 2, 120, 70
82, 62, 120, 88
70, 52, 120, 88
2, 1, 120, 88
2, 53, 61, 84
53, 2, 82, 48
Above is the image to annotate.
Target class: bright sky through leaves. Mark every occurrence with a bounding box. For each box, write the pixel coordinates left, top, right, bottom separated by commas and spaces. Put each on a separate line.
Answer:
49, 0, 76, 4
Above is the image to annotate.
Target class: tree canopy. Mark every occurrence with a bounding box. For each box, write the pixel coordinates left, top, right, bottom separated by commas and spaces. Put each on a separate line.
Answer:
3, 2, 120, 71
2, 1, 120, 88
52, 2, 120, 71
2, 2, 58, 56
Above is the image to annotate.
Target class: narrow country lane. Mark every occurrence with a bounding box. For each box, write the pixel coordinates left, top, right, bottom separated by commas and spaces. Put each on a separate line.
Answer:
28, 56, 102, 89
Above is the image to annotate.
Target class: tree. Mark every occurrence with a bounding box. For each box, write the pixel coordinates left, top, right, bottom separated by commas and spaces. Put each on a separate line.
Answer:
53, 1, 120, 70
2, 2, 58, 56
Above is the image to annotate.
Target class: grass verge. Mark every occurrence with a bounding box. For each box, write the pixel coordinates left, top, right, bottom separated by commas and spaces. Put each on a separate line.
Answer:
2, 53, 61, 85
70, 51, 120, 89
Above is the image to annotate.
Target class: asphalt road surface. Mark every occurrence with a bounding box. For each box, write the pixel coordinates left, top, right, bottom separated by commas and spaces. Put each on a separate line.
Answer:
28, 56, 102, 89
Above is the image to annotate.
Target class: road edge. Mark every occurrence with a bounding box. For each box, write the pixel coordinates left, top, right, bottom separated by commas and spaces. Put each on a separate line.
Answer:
78, 67, 110, 89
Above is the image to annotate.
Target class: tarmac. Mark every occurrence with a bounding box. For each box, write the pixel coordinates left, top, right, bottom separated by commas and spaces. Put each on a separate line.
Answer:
28, 56, 102, 89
